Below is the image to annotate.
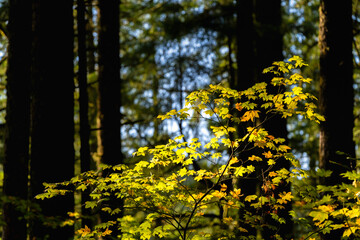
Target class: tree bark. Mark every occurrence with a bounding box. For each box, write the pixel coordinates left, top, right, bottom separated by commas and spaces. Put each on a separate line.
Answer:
233, 1, 257, 236
319, 0, 355, 181
77, 0, 93, 229
97, 0, 123, 238
319, 1, 355, 239
98, 0, 121, 167
30, 1, 75, 239
236, 0, 255, 91
2, 0, 32, 239
254, 0, 292, 238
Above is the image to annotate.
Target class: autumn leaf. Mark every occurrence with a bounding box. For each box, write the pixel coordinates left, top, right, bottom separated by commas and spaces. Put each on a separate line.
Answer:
278, 145, 291, 152
178, 168, 187, 177
318, 205, 334, 213
269, 171, 277, 177
212, 190, 226, 199
262, 151, 273, 158
245, 195, 257, 202
77, 225, 91, 237
231, 188, 243, 199
309, 210, 328, 223
235, 103, 243, 111
241, 110, 260, 122
248, 155, 262, 162
292, 86, 303, 95
277, 192, 294, 204
101, 228, 112, 236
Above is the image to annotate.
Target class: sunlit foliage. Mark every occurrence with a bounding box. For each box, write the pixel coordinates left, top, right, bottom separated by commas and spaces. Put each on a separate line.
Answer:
37, 57, 360, 239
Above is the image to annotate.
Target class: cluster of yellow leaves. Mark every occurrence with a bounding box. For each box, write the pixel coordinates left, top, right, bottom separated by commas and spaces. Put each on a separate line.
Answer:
76, 225, 113, 239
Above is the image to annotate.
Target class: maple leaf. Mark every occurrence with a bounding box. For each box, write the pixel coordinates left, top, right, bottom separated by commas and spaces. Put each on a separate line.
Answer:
248, 155, 262, 162
262, 151, 273, 158
101, 228, 112, 236
178, 168, 187, 177
235, 103, 243, 111
77, 225, 91, 237
241, 110, 260, 122
231, 188, 243, 199
212, 190, 226, 199
277, 192, 294, 204
269, 171, 277, 177
220, 183, 227, 192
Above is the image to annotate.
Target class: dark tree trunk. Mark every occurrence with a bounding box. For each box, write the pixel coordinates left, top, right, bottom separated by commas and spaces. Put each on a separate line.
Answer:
236, 0, 255, 91
98, 0, 121, 167
30, 1, 75, 239
97, 0, 122, 238
2, 0, 32, 239
319, 0, 355, 182
319, 1, 355, 239
77, 0, 93, 229
233, 0, 257, 236
254, 0, 293, 238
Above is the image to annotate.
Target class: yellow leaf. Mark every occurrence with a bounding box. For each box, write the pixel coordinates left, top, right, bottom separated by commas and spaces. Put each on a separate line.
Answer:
220, 183, 227, 192
277, 192, 294, 204
248, 155, 262, 162
318, 205, 334, 213
178, 168, 187, 177
269, 172, 277, 177
343, 227, 358, 237
346, 208, 360, 218
267, 159, 275, 165
229, 157, 239, 165
241, 110, 260, 122
292, 86, 302, 95
262, 151, 273, 158
231, 188, 243, 199
174, 135, 184, 141
235, 103, 243, 111
278, 145, 291, 152
212, 190, 226, 199
239, 227, 249, 233
78, 225, 91, 237
101, 228, 112, 236
245, 195, 257, 202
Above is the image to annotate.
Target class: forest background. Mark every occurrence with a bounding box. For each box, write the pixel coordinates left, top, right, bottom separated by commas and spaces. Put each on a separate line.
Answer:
0, 0, 360, 239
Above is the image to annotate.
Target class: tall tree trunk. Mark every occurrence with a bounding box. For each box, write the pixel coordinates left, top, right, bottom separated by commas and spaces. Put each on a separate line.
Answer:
319, 1, 355, 239
254, 0, 292, 238
236, 0, 255, 91
77, 0, 93, 229
234, 0, 257, 236
84, 0, 99, 165
2, 0, 32, 239
30, 1, 75, 239
97, 0, 122, 238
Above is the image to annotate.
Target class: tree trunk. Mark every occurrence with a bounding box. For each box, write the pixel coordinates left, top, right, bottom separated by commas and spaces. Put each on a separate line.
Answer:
30, 1, 75, 239
77, 0, 93, 229
254, 0, 292, 238
2, 0, 32, 239
236, 0, 255, 91
233, 1, 257, 236
319, 1, 355, 239
97, 0, 122, 238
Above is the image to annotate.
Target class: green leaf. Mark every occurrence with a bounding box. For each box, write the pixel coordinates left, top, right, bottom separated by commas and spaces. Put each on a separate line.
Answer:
85, 201, 98, 209
309, 210, 328, 223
